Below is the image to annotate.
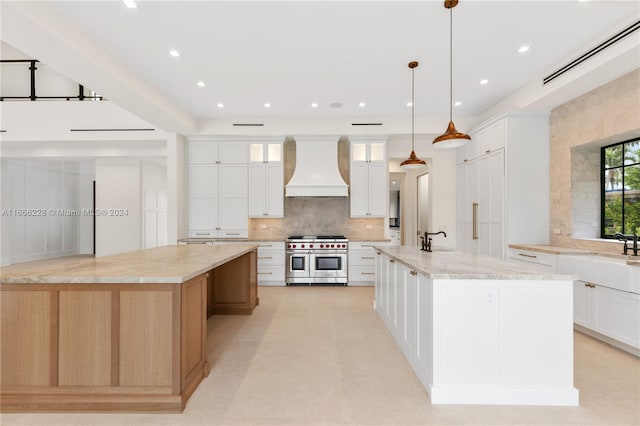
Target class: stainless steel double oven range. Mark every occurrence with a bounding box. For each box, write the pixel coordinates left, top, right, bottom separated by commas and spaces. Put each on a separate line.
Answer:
285, 235, 348, 285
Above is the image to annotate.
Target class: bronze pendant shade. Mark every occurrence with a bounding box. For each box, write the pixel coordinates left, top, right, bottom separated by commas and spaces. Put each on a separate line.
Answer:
433, 0, 471, 149
401, 61, 427, 169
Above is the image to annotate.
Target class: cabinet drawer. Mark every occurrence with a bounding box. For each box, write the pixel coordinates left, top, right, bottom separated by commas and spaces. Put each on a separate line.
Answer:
349, 249, 376, 266
257, 250, 285, 266
257, 265, 285, 283
219, 230, 248, 238
509, 249, 556, 268
349, 265, 376, 282
189, 230, 217, 238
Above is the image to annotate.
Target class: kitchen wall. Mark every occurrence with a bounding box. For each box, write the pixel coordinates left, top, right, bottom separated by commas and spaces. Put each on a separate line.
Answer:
0, 159, 94, 265
550, 68, 640, 254
249, 197, 385, 240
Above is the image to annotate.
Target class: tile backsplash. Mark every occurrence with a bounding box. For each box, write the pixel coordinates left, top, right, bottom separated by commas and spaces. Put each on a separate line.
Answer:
249, 197, 385, 240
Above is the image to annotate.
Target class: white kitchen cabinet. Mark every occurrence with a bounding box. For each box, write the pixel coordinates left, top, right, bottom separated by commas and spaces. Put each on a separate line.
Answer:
571, 280, 640, 352
187, 140, 248, 238
248, 141, 283, 218
350, 138, 387, 217
508, 248, 557, 269
456, 112, 549, 260
256, 241, 285, 286
348, 242, 379, 286
557, 255, 640, 355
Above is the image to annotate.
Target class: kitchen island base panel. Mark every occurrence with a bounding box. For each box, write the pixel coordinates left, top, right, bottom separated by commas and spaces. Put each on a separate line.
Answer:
428, 386, 579, 406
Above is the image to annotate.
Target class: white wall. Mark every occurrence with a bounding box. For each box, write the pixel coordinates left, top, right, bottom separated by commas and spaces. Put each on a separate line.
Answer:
142, 160, 168, 249
0, 159, 93, 265
95, 158, 141, 257
388, 134, 457, 249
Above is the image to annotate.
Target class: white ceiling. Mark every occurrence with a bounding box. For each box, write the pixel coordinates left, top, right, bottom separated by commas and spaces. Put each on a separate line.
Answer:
3, 1, 640, 131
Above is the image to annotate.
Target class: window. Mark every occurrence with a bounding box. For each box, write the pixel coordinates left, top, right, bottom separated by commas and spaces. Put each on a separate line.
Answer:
601, 137, 640, 237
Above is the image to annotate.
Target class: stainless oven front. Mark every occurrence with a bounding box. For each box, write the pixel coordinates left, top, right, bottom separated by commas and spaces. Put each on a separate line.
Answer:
286, 251, 311, 284
310, 252, 348, 284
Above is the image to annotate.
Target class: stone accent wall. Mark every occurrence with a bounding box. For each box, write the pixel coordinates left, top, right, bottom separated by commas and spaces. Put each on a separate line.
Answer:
248, 197, 385, 240
550, 69, 640, 254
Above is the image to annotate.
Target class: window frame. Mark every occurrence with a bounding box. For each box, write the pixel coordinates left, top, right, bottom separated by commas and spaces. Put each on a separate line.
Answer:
601, 137, 640, 238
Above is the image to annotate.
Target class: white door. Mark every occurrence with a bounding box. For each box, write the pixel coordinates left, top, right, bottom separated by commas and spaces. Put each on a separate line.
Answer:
417, 173, 429, 246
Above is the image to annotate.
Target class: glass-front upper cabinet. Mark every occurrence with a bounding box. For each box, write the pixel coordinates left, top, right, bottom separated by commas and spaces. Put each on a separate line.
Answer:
351, 141, 385, 163
250, 142, 282, 163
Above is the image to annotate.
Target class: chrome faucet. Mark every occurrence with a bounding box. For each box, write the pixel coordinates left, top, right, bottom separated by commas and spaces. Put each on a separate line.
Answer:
615, 232, 639, 256
422, 231, 447, 252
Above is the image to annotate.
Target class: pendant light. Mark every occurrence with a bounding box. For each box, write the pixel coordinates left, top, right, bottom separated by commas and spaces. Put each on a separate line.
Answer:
433, 0, 471, 149
401, 61, 427, 169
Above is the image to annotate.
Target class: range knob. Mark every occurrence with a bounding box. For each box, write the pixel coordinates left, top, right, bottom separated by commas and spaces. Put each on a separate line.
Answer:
301, 244, 305, 248
293, 244, 297, 248
331, 244, 335, 248
320, 244, 324, 248
341, 244, 346, 248
287, 244, 291, 249
310, 244, 314, 248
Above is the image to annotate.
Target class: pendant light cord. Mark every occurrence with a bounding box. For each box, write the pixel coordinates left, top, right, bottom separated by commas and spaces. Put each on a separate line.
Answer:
411, 65, 415, 150
449, 6, 453, 122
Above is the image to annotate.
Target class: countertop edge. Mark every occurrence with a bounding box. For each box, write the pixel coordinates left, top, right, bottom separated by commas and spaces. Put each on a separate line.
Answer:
375, 246, 577, 281
0, 244, 259, 284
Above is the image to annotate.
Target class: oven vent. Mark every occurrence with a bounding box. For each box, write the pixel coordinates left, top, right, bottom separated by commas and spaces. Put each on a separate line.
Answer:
233, 123, 264, 127
543, 19, 640, 85
351, 123, 383, 126
70, 128, 155, 132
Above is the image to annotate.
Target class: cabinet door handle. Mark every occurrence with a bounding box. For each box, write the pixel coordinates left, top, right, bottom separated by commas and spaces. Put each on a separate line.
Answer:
585, 283, 595, 288
195, 233, 209, 236
225, 232, 240, 236
485, 149, 491, 154
472, 203, 479, 240
518, 253, 537, 259
361, 272, 375, 275
410, 270, 417, 276
258, 256, 273, 259
260, 244, 273, 247
361, 256, 375, 260
258, 272, 273, 275
389, 259, 395, 263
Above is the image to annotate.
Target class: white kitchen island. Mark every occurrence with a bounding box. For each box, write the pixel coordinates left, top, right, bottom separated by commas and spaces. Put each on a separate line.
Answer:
374, 246, 579, 406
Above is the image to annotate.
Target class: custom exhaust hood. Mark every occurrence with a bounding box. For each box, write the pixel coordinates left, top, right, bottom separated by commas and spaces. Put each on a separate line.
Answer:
285, 137, 348, 197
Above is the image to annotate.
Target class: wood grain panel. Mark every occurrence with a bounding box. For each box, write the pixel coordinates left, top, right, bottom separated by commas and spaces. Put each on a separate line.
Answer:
58, 291, 111, 386
182, 274, 205, 383
1, 291, 51, 386
213, 255, 248, 304
119, 291, 173, 386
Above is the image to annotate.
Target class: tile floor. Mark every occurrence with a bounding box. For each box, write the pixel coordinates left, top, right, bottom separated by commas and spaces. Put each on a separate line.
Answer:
2, 286, 639, 426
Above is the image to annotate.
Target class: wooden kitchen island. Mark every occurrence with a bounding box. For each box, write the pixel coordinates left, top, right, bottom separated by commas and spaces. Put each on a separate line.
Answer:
0, 244, 258, 413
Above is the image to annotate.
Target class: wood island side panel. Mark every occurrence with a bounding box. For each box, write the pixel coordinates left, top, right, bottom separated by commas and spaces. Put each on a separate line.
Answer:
58, 291, 112, 386
119, 290, 173, 387
1, 291, 51, 386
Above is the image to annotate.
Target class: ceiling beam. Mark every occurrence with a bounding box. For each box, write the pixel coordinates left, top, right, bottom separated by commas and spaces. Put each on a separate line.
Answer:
1, 2, 197, 134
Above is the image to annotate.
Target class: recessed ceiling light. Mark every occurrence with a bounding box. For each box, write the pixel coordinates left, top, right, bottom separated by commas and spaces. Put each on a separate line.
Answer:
311, 102, 318, 108
454, 101, 462, 106
406, 102, 413, 107
217, 103, 224, 108
264, 103, 271, 108
169, 50, 180, 57
197, 81, 205, 87
518, 45, 530, 53
123, 0, 137, 8
480, 79, 489, 85
359, 102, 366, 107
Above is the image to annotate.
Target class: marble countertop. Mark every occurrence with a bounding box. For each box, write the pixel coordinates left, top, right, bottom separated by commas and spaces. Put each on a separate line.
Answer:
509, 244, 640, 266
374, 246, 576, 280
0, 244, 258, 284
508, 244, 596, 255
